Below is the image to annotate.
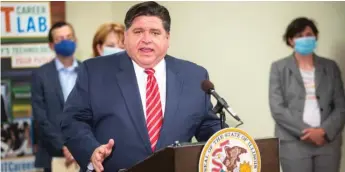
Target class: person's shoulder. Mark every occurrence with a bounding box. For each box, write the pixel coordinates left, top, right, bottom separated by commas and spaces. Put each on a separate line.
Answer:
38, 59, 55, 70
32, 59, 55, 75
271, 54, 293, 67
314, 55, 342, 76
82, 52, 125, 69
315, 55, 337, 66
166, 55, 207, 74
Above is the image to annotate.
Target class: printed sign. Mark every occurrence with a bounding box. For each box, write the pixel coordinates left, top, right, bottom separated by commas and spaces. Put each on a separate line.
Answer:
199, 128, 261, 172
1, 44, 55, 68
1, 156, 36, 172
1, 2, 51, 38
1, 118, 33, 159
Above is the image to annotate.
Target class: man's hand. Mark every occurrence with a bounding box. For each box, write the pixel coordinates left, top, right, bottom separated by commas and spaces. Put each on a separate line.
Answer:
91, 139, 115, 172
301, 128, 326, 146
62, 146, 75, 167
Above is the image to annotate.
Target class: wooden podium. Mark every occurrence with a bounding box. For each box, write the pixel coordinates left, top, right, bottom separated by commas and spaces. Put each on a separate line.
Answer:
126, 138, 279, 172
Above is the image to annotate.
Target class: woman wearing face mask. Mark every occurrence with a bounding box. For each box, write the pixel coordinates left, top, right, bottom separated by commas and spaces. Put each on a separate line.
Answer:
269, 17, 345, 172
92, 22, 125, 57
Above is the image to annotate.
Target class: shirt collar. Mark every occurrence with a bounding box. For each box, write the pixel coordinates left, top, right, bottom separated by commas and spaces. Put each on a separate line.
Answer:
55, 58, 78, 72
132, 58, 166, 76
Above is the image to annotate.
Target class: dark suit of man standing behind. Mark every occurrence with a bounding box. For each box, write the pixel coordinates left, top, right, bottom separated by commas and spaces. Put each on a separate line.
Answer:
61, 1, 225, 172
1, 95, 9, 122
31, 22, 78, 172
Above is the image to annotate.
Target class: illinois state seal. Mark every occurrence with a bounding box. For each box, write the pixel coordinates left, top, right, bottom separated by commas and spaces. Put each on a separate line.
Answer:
199, 128, 261, 172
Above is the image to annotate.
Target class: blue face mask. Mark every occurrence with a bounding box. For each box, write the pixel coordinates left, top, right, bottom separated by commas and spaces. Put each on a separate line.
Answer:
294, 36, 317, 56
102, 46, 125, 56
54, 40, 76, 57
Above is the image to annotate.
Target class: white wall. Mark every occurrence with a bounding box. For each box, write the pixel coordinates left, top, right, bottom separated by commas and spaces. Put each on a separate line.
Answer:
66, 2, 115, 59
66, 1, 345, 170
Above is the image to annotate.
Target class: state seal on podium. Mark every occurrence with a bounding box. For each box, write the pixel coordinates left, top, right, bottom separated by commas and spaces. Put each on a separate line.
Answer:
199, 128, 261, 172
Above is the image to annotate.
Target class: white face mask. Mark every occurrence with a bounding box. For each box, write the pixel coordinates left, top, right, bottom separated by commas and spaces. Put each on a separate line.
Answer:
102, 46, 125, 56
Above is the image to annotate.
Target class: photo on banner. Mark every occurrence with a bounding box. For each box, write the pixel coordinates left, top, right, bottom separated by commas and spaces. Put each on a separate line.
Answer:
1, 118, 33, 159
1, 2, 63, 172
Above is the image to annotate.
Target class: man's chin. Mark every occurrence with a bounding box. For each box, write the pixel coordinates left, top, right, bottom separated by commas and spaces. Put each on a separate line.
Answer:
136, 59, 158, 68
138, 53, 155, 59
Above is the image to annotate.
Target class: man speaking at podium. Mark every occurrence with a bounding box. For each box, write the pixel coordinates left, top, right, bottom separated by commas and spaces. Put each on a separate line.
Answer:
60, 1, 225, 172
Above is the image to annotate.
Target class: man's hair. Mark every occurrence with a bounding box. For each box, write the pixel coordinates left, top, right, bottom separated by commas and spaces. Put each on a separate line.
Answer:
283, 17, 319, 47
124, 1, 171, 32
48, 21, 75, 43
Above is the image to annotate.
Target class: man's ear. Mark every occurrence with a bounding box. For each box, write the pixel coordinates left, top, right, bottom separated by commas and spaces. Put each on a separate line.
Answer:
49, 42, 55, 51
124, 31, 128, 47
74, 37, 78, 48
166, 32, 170, 48
124, 31, 128, 39
166, 32, 170, 39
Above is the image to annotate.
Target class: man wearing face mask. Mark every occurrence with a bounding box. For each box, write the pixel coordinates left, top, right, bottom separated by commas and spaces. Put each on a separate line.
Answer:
31, 21, 81, 172
92, 22, 126, 57
269, 17, 345, 172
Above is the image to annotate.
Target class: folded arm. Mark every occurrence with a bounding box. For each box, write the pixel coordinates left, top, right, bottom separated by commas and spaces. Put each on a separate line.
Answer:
269, 62, 311, 138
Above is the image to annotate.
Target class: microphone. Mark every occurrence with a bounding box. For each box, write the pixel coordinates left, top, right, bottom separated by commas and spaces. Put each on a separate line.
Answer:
201, 80, 242, 123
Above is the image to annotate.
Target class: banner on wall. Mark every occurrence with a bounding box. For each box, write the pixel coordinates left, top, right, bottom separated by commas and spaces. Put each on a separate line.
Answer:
1, 2, 51, 38
1, 156, 36, 172
1, 43, 55, 68
1, 118, 33, 159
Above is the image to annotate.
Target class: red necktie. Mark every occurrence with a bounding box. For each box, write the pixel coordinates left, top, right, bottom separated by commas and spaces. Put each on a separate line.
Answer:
145, 68, 163, 151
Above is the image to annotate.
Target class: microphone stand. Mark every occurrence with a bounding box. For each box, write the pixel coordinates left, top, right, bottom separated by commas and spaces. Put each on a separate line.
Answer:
212, 101, 226, 129
212, 101, 244, 128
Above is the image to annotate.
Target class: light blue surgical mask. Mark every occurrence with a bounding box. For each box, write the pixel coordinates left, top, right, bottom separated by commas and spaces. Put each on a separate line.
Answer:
102, 46, 125, 56
294, 36, 317, 56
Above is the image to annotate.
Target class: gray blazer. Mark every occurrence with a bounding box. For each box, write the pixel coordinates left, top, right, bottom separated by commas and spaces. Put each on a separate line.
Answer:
269, 54, 345, 143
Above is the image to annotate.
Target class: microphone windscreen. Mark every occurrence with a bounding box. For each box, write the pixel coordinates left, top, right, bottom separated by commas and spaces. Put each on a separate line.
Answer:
201, 80, 214, 93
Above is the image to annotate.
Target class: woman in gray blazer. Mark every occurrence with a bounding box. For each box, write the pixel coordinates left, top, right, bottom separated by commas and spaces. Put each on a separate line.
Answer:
269, 17, 345, 172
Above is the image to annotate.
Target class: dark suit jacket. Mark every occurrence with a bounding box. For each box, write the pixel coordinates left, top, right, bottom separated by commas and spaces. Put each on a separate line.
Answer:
269, 54, 345, 145
1, 95, 8, 122
60, 52, 224, 171
31, 59, 80, 168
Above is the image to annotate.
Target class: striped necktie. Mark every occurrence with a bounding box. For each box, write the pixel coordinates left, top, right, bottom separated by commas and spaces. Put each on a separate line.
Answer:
145, 68, 163, 151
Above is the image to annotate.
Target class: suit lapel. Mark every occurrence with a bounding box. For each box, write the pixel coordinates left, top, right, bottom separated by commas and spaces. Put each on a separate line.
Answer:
314, 55, 325, 90
156, 57, 183, 150
286, 55, 304, 87
49, 60, 64, 107
115, 55, 151, 153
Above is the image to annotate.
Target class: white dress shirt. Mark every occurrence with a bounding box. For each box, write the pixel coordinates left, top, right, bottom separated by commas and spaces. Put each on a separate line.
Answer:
87, 59, 167, 171
55, 58, 79, 102
132, 59, 166, 117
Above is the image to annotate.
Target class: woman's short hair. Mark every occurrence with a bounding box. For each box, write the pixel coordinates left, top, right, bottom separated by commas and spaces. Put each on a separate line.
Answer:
283, 17, 319, 47
92, 22, 125, 57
